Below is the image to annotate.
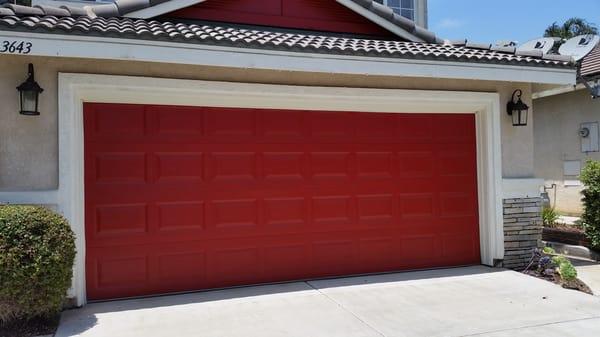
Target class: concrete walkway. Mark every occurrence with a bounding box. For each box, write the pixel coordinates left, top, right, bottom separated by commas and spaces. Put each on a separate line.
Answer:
557, 215, 580, 226
56, 266, 600, 337
577, 264, 600, 296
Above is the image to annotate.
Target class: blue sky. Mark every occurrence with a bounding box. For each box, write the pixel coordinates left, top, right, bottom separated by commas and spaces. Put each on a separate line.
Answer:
429, 0, 600, 44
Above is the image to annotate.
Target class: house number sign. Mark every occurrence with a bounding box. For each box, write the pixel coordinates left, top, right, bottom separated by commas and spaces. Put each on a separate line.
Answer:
0, 40, 33, 54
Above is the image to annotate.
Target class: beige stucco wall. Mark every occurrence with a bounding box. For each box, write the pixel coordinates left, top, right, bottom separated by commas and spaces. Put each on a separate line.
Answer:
534, 89, 600, 215
0, 54, 535, 190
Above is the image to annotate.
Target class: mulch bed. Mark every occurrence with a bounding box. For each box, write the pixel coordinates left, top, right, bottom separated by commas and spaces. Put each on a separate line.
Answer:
522, 270, 593, 295
0, 314, 60, 337
543, 226, 592, 247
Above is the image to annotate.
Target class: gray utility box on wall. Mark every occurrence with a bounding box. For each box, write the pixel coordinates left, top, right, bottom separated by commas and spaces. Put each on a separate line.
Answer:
580, 122, 599, 153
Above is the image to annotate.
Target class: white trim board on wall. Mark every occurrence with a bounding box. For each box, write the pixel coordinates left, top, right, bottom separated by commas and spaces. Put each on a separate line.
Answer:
3, 74, 505, 306
532, 83, 586, 99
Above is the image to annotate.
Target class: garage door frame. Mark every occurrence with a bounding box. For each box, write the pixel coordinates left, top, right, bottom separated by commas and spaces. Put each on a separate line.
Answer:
58, 73, 503, 306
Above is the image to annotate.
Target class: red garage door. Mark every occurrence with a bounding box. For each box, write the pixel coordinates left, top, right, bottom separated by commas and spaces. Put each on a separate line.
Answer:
84, 103, 480, 300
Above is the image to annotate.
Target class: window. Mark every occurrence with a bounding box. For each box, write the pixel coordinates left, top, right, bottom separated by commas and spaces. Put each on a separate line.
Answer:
375, 0, 415, 20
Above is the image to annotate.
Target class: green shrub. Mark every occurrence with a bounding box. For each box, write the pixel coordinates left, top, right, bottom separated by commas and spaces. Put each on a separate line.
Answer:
542, 207, 560, 227
581, 160, 600, 248
0, 205, 76, 322
557, 260, 578, 281
543, 246, 556, 255
551, 255, 569, 266
550, 254, 578, 281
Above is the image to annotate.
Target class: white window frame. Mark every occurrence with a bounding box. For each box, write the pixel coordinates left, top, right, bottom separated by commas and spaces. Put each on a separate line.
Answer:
32, 0, 113, 9
2, 73, 504, 306
383, 0, 415, 20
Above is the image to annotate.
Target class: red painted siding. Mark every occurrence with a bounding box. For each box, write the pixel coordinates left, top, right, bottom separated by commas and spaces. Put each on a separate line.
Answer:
166, 0, 394, 37
84, 103, 480, 300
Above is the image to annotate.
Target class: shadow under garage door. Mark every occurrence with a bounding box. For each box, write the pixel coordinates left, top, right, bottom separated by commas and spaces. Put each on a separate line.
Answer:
84, 103, 481, 300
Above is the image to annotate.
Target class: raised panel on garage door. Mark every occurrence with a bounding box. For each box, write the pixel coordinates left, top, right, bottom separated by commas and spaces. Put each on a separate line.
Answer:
84, 103, 480, 300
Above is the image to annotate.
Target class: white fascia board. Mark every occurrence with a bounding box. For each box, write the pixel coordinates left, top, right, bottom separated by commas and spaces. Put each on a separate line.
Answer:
532, 83, 585, 99
0, 30, 576, 85
335, 0, 423, 42
125, 0, 207, 19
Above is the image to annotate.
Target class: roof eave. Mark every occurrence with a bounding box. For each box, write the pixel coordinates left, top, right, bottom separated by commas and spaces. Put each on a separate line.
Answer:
532, 74, 600, 100
0, 29, 576, 86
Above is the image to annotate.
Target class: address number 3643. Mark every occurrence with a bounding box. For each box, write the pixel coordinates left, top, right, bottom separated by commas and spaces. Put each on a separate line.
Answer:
0, 40, 33, 54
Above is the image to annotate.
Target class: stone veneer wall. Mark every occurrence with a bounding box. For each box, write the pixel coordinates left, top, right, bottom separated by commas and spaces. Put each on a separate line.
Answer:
502, 197, 543, 269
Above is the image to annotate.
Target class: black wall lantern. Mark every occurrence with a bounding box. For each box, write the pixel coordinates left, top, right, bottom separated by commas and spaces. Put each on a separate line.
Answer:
17, 63, 43, 116
506, 89, 529, 126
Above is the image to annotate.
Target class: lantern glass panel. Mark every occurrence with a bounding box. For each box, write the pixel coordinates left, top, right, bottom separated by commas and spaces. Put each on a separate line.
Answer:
519, 109, 528, 126
512, 110, 520, 126
20, 90, 39, 115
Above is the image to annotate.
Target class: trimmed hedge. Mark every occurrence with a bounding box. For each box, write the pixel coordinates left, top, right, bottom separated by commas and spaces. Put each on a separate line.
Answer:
581, 160, 600, 249
0, 205, 76, 322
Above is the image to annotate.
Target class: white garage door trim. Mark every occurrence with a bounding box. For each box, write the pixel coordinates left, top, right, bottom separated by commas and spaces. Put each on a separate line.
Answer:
54, 73, 503, 306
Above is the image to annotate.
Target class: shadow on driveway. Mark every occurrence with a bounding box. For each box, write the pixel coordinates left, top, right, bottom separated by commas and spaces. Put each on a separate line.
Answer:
73, 265, 497, 314
56, 265, 600, 337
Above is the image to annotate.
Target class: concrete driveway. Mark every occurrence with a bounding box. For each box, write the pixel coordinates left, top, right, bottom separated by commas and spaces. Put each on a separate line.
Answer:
56, 266, 600, 337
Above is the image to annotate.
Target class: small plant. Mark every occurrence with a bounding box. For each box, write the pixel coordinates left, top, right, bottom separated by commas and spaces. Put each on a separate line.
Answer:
523, 247, 590, 293
525, 248, 579, 281
543, 246, 556, 255
0, 205, 76, 323
542, 207, 560, 227
551, 254, 569, 266
558, 261, 578, 281
549, 254, 579, 281
580, 160, 600, 249
537, 256, 553, 275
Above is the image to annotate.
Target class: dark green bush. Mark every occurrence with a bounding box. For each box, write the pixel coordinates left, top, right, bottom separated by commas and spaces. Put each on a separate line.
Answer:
0, 205, 76, 322
581, 160, 600, 249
